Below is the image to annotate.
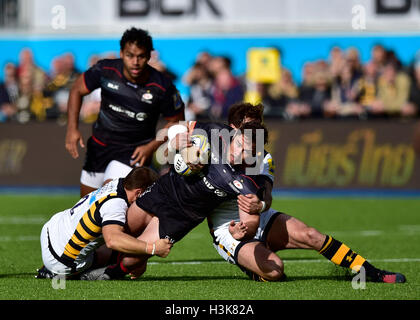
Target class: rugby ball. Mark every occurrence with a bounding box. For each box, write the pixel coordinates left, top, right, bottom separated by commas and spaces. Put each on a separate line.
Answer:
173, 134, 210, 176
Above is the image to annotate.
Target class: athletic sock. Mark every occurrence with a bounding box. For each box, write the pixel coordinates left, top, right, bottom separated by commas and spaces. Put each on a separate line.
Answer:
104, 261, 129, 279
318, 235, 379, 276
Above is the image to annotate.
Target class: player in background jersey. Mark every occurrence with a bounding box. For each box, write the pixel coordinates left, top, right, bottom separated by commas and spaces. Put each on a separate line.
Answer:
209, 102, 406, 284
65, 27, 185, 197
37, 167, 172, 279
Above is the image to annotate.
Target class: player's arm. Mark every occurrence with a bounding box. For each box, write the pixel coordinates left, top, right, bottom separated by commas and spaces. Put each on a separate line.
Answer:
161, 121, 192, 164
131, 85, 186, 166
237, 178, 272, 214
236, 206, 260, 240
131, 112, 186, 166
231, 172, 265, 239
65, 74, 91, 159
102, 224, 172, 257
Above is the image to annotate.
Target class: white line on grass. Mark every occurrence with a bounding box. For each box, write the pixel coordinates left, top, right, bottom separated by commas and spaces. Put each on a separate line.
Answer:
0, 217, 48, 224
148, 258, 420, 265
0, 235, 39, 242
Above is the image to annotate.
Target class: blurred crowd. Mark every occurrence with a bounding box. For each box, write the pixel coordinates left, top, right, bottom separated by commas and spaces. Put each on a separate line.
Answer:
0, 49, 117, 124
184, 44, 420, 121
1, 44, 420, 124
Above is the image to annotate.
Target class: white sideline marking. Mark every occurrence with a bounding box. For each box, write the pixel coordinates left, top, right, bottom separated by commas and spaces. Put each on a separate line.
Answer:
148, 258, 420, 266
324, 230, 385, 237
0, 235, 39, 242
0, 217, 48, 225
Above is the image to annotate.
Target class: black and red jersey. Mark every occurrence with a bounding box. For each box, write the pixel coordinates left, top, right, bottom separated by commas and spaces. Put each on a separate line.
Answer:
83, 58, 184, 146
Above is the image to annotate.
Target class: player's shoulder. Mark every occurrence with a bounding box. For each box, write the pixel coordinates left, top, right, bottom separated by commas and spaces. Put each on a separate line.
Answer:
97, 179, 129, 213
97, 58, 122, 67
146, 65, 176, 91
87, 58, 123, 76
93, 178, 128, 203
192, 121, 232, 135
208, 163, 260, 196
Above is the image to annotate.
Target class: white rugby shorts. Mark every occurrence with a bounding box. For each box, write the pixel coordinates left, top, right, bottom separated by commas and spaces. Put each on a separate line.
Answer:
212, 208, 281, 265
40, 221, 99, 276
80, 160, 132, 188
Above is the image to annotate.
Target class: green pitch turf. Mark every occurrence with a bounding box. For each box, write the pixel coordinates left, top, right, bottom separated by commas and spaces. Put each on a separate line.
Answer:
0, 194, 419, 300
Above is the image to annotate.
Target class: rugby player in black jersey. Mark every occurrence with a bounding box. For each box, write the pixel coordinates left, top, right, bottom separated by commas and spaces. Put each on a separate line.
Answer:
80, 120, 269, 280
65, 28, 185, 197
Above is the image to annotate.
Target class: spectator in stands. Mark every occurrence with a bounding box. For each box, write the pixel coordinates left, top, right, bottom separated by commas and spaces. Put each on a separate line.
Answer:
370, 44, 387, 76
15, 48, 48, 123
211, 67, 244, 120
345, 47, 363, 81
402, 60, 420, 118
357, 62, 379, 114
3, 63, 19, 104
0, 82, 14, 122
17, 48, 47, 94
324, 64, 364, 119
296, 64, 331, 118
185, 53, 244, 120
148, 50, 177, 82
329, 46, 346, 80
196, 51, 213, 69
385, 50, 403, 71
276, 62, 315, 120
262, 68, 299, 118
183, 51, 213, 86
208, 55, 231, 77
41, 53, 80, 122
301, 62, 317, 88
183, 62, 214, 121
369, 61, 411, 117
0, 63, 18, 122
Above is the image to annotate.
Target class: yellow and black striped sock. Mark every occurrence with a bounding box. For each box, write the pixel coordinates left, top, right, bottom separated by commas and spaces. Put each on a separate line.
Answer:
318, 235, 377, 273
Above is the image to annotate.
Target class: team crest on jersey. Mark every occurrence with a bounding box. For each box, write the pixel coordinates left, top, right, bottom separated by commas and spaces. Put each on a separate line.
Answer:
141, 92, 153, 104
173, 90, 183, 110
233, 180, 243, 190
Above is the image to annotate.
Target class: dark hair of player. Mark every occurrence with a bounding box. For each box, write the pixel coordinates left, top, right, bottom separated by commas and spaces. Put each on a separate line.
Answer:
120, 27, 154, 53
236, 120, 268, 157
228, 102, 264, 128
123, 166, 159, 191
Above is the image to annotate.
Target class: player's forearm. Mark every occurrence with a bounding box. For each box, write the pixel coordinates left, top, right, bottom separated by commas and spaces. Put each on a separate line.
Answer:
67, 75, 91, 130
66, 87, 84, 130
241, 221, 258, 240
262, 182, 273, 210
238, 210, 259, 240
105, 232, 151, 255
154, 120, 187, 152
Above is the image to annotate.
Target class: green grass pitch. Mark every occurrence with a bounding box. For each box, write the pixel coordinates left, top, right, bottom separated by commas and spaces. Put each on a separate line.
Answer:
0, 194, 419, 300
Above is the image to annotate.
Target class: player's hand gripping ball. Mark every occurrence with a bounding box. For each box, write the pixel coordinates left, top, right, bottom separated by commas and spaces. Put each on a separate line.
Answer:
174, 134, 210, 176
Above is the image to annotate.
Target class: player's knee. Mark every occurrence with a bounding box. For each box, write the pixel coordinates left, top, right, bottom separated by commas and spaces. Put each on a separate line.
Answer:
262, 259, 284, 281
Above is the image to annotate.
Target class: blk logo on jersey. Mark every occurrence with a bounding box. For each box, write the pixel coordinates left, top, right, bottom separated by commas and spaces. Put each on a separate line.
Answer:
107, 82, 119, 90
